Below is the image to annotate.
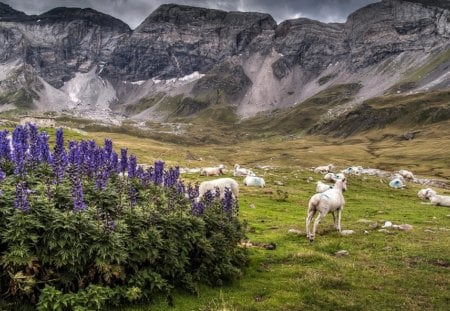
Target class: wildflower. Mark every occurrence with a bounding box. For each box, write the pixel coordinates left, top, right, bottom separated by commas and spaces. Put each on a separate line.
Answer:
128, 154, 137, 178
15, 181, 30, 212
192, 201, 205, 216
38, 131, 52, 163
153, 160, 164, 185
221, 187, 234, 215
119, 148, 128, 173
0, 130, 11, 161
128, 185, 137, 208
28, 123, 40, 166
52, 128, 67, 183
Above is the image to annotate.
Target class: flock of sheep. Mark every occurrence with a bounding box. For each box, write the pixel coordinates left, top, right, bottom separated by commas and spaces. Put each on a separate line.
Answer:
192, 162, 449, 241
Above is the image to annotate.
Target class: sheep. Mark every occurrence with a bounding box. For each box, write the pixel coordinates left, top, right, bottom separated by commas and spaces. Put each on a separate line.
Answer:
306, 177, 347, 241
233, 164, 255, 177
389, 178, 405, 189
422, 190, 450, 207
243, 176, 265, 187
398, 169, 415, 180
198, 177, 239, 200
200, 164, 224, 176
314, 164, 334, 174
316, 181, 333, 193
323, 172, 345, 182
341, 166, 363, 176
418, 188, 437, 200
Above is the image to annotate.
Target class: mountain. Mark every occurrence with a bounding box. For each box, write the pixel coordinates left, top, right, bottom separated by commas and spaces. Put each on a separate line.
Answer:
0, 0, 449, 134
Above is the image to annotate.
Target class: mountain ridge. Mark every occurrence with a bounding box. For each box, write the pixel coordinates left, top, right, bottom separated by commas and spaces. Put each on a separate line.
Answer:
0, 0, 449, 133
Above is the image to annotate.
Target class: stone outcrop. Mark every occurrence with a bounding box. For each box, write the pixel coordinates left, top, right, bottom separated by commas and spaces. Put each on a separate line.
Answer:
0, 0, 449, 120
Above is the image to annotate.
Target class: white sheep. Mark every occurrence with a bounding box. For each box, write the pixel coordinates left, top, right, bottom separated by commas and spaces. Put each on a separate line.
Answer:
389, 178, 405, 189
306, 178, 347, 241
316, 181, 333, 193
200, 164, 224, 176
323, 172, 345, 182
422, 190, 450, 207
314, 164, 335, 174
198, 177, 239, 200
417, 188, 436, 200
341, 166, 363, 176
398, 169, 415, 180
233, 164, 255, 177
243, 176, 265, 187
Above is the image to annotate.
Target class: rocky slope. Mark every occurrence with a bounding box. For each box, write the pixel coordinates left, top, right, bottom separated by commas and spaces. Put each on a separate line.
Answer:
0, 0, 449, 127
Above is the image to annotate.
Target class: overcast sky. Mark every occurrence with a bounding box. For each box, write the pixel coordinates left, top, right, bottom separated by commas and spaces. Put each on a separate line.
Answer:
3, 0, 379, 29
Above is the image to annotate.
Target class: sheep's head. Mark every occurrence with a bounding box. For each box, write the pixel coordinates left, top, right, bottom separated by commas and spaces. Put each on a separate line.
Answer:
341, 178, 347, 192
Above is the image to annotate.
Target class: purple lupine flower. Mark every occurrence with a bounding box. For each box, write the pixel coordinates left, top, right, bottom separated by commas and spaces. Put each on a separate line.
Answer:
0, 130, 11, 161
128, 154, 137, 178
192, 201, 205, 216
38, 131, 52, 164
221, 187, 235, 215
95, 169, 109, 191
203, 189, 214, 206
28, 123, 40, 165
52, 128, 67, 183
187, 183, 199, 201
12, 126, 27, 176
110, 151, 118, 173
177, 180, 186, 195
128, 185, 137, 208
15, 181, 30, 212
119, 148, 128, 174
153, 160, 164, 185
104, 138, 113, 159
72, 178, 87, 212
164, 166, 180, 188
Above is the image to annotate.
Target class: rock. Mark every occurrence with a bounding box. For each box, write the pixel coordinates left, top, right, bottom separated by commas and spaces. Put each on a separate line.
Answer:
288, 229, 302, 234
369, 222, 379, 229
383, 246, 392, 251
264, 242, 277, 250
424, 229, 434, 233
357, 219, 371, 223
364, 230, 369, 234
249, 203, 255, 209
398, 224, 413, 231
275, 181, 284, 186
378, 229, 389, 233
335, 250, 349, 257
340, 229, 355, 236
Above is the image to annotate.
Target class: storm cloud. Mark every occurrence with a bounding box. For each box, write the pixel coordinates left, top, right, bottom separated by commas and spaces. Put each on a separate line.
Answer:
2, 0, 379, 29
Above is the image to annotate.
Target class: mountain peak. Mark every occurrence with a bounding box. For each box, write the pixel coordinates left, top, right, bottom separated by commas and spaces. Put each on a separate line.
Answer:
0, 2, 26, 17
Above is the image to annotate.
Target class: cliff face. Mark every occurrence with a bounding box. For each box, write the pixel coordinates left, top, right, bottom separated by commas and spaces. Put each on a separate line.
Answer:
0, 0, 449, 121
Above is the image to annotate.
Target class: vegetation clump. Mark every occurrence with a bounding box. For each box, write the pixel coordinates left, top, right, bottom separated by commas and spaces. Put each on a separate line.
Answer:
0, 124, 247, 310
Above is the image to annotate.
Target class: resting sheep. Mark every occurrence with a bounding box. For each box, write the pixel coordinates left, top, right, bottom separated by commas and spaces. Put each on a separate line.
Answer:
398, 169, 415, 180
417, 188, 436, 200
306, 178, 347, 241
200, 164, 224, 177
314, 164, 335, 174
341, 166, 363, 176
316, 181, 333, 193
198, 177, 239, 200
233, 164, 255, 177
389, 178, 405, 189
243, 176, 265, 187
421, 189, 450, 207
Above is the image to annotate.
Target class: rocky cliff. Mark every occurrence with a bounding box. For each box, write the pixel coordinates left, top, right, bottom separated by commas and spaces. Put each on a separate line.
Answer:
0, 0, 449, 123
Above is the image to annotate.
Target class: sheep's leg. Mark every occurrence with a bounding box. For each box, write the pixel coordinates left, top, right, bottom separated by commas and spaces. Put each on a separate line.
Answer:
331, 211, 338, 229
311, 212, 325, 241
336, 208, 342, 232
305, 210, 315, 240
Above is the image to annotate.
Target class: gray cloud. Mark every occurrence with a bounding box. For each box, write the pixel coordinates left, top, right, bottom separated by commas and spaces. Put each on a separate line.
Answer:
2, 0, 379, 29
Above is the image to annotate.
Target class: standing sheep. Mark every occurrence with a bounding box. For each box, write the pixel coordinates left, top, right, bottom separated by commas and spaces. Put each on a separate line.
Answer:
198, 178, 239, 200
306, 178, 348, 241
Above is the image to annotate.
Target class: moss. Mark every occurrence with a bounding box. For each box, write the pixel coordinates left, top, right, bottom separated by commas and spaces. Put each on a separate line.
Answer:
124, 93, 164, 115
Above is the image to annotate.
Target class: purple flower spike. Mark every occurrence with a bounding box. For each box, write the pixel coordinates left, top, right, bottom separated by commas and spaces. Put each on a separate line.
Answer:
153, 160, 164, 185
0, 130, 11, 161
128, 154, 137, 178
52, 128, 67, 183
119, 148, 128, 173
15, 181, 30, 212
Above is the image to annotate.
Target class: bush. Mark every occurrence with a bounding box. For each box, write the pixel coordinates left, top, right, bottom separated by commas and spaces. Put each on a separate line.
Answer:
0, 125, 247, 310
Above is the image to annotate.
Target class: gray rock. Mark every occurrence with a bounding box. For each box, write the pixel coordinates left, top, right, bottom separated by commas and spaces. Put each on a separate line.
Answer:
335, 250, 349, 257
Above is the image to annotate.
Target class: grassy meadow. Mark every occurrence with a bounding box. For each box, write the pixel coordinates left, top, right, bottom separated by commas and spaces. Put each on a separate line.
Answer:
56, 126, 450, 310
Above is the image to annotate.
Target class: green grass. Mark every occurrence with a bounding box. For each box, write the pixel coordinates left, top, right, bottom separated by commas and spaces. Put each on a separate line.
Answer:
124, 93, 165, 116
115, 169, 450, 310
